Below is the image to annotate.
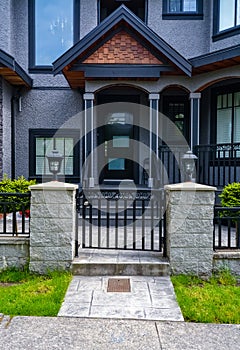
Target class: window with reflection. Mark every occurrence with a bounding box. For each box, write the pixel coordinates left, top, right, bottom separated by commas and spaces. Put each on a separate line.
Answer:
29, 0, 79, 68
218, 0, 240, 32
163, 0, 203, 18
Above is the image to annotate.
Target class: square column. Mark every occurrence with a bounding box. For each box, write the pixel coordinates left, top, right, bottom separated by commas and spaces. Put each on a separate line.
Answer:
83, 93, 95, 187
148, 93, 160, 188
189, 92, 201, 150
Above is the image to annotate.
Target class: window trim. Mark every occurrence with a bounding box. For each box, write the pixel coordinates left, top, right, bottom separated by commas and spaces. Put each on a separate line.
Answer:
97, 0, 148, 24
213, 0, 240, 41
162, 0, 203, 20
213, 85, 240, 146
29, 0, 80, 73
29, 129, 80, 183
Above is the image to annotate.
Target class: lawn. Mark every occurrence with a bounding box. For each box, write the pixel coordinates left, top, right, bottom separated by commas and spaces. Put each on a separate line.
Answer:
0, 268, 72, 316
172, 270, 240, 324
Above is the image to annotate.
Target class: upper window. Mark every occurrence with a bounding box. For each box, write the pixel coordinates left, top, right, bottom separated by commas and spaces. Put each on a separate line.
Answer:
29, 0, 80, 71
99, 0, 146, 23
163, 0, 203, 19
213, 0, 240, 40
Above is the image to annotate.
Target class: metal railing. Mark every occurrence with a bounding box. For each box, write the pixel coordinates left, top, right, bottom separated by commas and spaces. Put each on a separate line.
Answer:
0, 193, 31, 237
194, 143, 240, 189
75, 187, 166, 256
214, 206, 240, 250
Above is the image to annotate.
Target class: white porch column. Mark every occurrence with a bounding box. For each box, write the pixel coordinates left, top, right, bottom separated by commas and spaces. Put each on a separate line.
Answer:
83, 93, 95, 187
148, 93, 160, 188
189, 92, 201, 150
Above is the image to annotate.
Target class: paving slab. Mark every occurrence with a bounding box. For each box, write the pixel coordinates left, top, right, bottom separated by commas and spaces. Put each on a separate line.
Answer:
156, 322, 240, 350
58, 275, 184, 321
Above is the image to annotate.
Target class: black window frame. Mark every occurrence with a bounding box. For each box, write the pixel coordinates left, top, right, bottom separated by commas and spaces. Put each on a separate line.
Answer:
213, 0, 240, 41
98, 0, 148, 24
213, 85, 240, 147
29, 129, 80, 183
29, 0, 80, 73
162, 0, 203, 20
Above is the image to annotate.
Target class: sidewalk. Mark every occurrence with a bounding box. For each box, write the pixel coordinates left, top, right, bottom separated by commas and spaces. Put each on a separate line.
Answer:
0, 315, 240, 349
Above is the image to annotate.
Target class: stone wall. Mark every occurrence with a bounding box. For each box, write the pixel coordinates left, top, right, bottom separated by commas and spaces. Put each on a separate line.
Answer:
164, 182, 216, 277
29, 181, 78, 274
213, 252, 240, 278
0, 238, 29, 270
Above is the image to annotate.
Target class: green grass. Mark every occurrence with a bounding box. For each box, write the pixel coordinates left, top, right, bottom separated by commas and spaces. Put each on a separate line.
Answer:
0, 268, 72, 316
172, 269, 240, 324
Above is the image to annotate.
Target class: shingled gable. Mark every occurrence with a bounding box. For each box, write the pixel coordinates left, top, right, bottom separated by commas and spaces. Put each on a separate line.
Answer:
53, 5, 192, 89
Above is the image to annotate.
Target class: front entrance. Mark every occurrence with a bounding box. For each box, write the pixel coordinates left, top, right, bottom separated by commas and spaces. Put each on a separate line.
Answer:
97, 87, 146, 185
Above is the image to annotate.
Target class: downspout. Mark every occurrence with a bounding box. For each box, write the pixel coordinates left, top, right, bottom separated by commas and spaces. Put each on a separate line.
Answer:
11, 95, 16, 180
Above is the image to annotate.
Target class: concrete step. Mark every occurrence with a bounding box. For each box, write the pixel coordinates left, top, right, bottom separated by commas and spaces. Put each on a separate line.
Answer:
72, 249, 170, 277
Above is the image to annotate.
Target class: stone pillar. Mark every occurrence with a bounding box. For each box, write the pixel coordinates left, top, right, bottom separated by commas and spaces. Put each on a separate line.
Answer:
0, 78, 3, 179
189, 92, 201, 150
29, 181, 78, 274
164, 182, 216, 277
148, 93, 160, 188
83, 93, 95, 187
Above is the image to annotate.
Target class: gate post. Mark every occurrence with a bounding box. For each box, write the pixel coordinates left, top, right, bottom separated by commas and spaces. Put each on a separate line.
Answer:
29, 181, 78, 274
164, 182, 216, 277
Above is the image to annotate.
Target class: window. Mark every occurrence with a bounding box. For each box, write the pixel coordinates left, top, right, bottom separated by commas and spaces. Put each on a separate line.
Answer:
163, 0, 203, 19
29, 0, 80, 71
29, 129, 80, 182
216, 91, 240, 145
213, 0, 240, 40
99, 0, 146, 23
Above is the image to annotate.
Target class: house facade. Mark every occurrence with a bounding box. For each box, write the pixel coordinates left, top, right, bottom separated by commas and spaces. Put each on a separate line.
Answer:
0, 0, 240, 188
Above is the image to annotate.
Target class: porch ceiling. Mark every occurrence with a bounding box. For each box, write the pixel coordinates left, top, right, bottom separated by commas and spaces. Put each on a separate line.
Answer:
53, 5, 192, 89
0, 49, 32, 88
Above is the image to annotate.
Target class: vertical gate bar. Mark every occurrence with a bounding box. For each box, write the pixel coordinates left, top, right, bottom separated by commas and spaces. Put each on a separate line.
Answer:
142, 200, 145, 250
75, 209, 79, 257
22, 204, 25, 235
107, 200, 110, 248
151, 197, 154, 251
218, 217, 222, 248
133, 199, 136, 250
89, 203, 92, 248
13, 206, 17, 236
82, 197, 86, 248
115, 199, 118, 249
237, 219, 240, 248
124, 199, 127, 249
98, 198, 101, 248
227, 217, 231, 248
3, 204, 6, 233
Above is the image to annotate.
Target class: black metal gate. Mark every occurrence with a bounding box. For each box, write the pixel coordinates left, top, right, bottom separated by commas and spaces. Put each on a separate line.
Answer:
75, 187, 166, 256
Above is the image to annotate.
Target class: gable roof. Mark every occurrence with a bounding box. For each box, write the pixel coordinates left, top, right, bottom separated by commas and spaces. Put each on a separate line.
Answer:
0, 49, 32, 88
53, 5, 192, 88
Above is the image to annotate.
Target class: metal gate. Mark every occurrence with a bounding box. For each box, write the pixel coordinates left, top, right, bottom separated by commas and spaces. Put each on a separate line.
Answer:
75, 187, 166, 256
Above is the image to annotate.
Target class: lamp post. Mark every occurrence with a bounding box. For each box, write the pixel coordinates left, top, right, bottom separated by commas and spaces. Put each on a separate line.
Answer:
181, 150, 198, 182
46, 149, 63, 181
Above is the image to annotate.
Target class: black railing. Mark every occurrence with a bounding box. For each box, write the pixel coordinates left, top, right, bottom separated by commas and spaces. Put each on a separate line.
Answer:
76, 187, 166, 255
0, 193, 31, 237
158, 145, 189, 185
194, 143, 240, 189
214, 206, 240, 250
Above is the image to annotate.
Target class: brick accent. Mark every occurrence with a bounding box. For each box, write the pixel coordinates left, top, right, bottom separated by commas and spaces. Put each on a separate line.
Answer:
0, 78, 3, 180
83, 31, 163, 65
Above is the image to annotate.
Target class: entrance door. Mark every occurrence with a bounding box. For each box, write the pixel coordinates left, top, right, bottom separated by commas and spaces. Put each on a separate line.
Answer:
101, 113, 134, 182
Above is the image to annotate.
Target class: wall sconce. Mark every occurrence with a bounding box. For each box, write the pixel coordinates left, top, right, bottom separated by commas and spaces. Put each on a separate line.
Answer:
181, 150, 198, 182
46, 149, 63, 181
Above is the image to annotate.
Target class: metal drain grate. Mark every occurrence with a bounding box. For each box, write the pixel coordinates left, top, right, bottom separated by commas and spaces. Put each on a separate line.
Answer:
107, 278, 131, 293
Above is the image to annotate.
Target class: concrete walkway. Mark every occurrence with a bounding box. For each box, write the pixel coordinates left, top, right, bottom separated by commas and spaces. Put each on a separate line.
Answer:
58, 275, 183, 321
1, 315, 240, 349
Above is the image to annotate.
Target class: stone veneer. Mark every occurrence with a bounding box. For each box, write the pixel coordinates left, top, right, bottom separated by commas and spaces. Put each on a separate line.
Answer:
164, 182, 216, 277
29, 181, 78, 274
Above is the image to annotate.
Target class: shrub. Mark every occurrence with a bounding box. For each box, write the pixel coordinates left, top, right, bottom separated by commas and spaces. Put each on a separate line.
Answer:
0, 175, 36, 213
220, 182, 240, 207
